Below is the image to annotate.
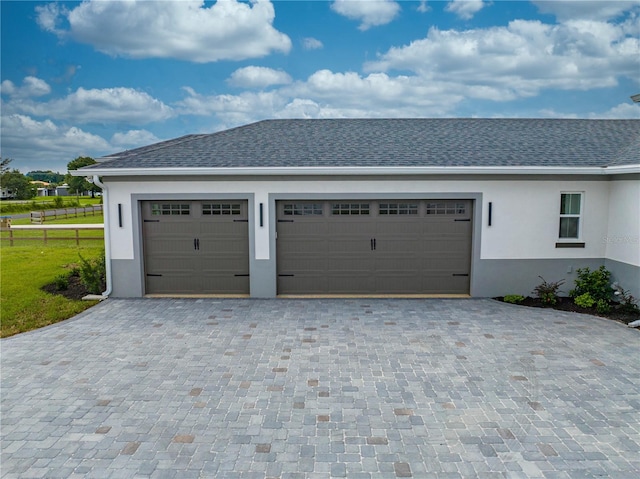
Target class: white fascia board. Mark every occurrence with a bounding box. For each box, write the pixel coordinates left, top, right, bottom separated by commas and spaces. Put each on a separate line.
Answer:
69, 165, 639, 177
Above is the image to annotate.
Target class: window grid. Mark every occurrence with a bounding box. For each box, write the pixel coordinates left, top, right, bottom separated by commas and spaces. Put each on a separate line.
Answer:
331, 203, 370, 215
203, 203, 241, 215
283, 203, 323, 216
426, 202, 466, 215
379, 203, 418, 215
559, 193, 582, 239
151, 204, 190, 216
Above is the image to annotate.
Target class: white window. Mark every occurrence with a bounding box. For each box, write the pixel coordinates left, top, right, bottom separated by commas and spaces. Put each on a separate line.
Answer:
559, 193, 582, 239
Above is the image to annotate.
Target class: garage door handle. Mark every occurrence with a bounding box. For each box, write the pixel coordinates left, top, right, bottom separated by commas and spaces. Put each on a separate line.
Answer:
278, 274, 295, 277
146, 273, 162, 277
454, 219, 470, 222
452, 273, 469, 277
373, 238, 376, 250
234, 274, 250, 277
194, 238, 200, 250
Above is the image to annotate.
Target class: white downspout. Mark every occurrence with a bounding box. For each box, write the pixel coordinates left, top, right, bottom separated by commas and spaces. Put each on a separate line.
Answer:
91, 175, 112, 298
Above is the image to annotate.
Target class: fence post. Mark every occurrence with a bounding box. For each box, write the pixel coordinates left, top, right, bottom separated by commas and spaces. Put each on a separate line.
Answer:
43, 229, 47, 244
9, 229, 13, 247
76, 229, 80, 246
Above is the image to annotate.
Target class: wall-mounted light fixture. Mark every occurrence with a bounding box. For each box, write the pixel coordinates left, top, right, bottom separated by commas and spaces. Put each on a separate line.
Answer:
118, 204, 123, 227
259, 203, 264, 227
488, 202, 493, 226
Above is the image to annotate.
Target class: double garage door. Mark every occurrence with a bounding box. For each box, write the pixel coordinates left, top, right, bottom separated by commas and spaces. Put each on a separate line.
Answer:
276, 200, 472, 295
141, 199, 472, 296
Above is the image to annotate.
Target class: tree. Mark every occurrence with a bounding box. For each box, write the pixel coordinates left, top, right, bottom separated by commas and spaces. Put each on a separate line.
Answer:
26, 170, 65, 184
0, 168, 37, 200
1, 158, 12, 175
65, 156, 100, 197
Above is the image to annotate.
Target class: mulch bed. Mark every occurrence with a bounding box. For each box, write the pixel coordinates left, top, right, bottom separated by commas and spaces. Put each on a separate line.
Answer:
42, 273, 93, 301
494, 296, 640, 326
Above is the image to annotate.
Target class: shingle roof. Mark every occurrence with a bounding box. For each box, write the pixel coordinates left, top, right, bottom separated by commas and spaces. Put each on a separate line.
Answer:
85, 118, 640, 170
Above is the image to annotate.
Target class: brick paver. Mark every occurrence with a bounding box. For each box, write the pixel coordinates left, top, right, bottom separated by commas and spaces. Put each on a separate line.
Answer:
1, 298, 639, 478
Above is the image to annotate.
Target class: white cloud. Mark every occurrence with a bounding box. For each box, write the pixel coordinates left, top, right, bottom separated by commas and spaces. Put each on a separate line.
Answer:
540, 102, 640, 119
0, 114, 111, 171
7, 85, 173, 125
445, 0, 487, 20
364, 19, 640, 98
331, 0, 401, 30
532, 1, 639, 22
111, 130, 162, 148
36, 0, 291, 63
228, 66, 292, 89
302, 37, 324, 50
417, 1, 431, 14
0, 77, 51, 98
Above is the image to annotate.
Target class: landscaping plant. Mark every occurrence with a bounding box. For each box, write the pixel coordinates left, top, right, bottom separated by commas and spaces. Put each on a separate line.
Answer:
611, 283, 639, 314
503, 294, 525, 304
570, 266, 613, 303
573, 292, 595, 309
532, 276, 565, 306
78, 250, 106, 295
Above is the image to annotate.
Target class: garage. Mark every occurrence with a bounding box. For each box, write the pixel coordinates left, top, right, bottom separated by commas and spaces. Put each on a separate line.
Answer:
276, 200, 472, 295
142, 200, 250, 295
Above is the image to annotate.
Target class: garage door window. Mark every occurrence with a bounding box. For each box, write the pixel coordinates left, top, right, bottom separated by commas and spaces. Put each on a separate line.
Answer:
283, 203, 323, 216
203, 203, 241, 215
332, 203, 370, 215
379, 203, 418, 215
151, 203, 190, 216
426, 202, 466, 215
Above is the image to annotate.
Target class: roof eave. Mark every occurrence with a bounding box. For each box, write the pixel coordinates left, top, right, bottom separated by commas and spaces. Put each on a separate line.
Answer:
72, 165, 640, 177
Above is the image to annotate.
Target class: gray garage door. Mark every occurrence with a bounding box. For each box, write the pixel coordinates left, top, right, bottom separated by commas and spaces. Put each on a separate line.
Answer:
276, 200, 472, 295
142, 201, 249, 295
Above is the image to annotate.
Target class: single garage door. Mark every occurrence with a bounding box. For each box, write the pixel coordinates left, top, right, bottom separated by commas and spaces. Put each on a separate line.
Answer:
142, 201, 249, 295
276, 200, 472, 295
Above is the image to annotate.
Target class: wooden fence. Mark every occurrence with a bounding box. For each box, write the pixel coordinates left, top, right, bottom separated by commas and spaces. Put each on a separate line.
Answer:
30, 205, 103, 224
1, 224, 104, 246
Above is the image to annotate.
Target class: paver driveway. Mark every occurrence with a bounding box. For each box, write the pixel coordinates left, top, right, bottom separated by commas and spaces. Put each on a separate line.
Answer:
1, 299, 639, 479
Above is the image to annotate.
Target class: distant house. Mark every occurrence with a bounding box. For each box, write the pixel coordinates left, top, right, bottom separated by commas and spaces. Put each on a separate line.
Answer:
30, 181, 55, 197
74, 119, 640, 299
55, 184, 70, 197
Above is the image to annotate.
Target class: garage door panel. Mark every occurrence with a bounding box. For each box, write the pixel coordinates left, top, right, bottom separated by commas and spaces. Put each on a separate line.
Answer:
145, 274, 202, 294
201, 274, 249, 294
277, 239, 328, 255
326, 275, 375, 293
142, 200, 249, 295
276, 199, 472, 295
327, 222, 374, 235
326, 256, 372, 271
278, 275, 327, 294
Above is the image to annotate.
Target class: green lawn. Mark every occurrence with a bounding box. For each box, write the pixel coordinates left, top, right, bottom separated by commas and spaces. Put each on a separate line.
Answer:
0, 216, 105, 337
0, 196, 102, 215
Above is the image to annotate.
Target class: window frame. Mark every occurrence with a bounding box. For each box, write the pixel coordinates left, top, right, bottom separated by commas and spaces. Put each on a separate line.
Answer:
558, 192, 583, 242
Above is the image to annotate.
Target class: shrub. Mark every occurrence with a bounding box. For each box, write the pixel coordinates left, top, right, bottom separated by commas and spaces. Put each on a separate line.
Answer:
503, 294, 525, 304
52, 196, 64, 208
570, 266, 613, 303
574, 292, 595, 309
612, 283, 640, 314
54, 274, 69, 291
78, 250, 106, 295
596, 299, 611, 315
532, 276, 565, 306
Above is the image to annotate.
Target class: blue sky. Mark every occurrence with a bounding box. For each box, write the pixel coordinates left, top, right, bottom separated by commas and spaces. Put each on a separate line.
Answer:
1, 0, 639, 174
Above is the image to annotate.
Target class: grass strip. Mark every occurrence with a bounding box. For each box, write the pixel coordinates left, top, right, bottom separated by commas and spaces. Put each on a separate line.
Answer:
1, 242, 103, 338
